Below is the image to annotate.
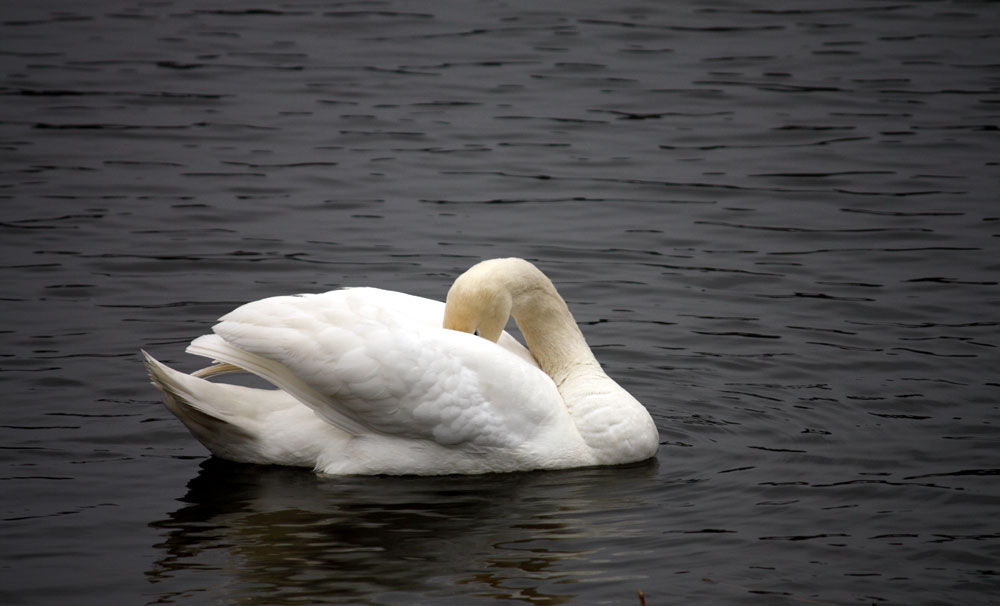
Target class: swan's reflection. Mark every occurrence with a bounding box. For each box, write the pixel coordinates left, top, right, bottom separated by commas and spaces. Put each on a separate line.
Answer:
147, 458, 659, 605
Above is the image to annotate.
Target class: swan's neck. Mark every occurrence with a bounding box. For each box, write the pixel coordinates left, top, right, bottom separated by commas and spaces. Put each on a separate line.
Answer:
444, 258, 604, 386
507, 275, 601, 387
446, 259, 658, 465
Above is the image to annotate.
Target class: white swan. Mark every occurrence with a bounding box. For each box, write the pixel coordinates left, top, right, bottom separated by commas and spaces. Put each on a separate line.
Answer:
143, 258, 658, 475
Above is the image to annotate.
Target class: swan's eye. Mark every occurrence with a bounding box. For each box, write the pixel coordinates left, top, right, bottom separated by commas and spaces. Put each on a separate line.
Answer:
473, 328, 480, 337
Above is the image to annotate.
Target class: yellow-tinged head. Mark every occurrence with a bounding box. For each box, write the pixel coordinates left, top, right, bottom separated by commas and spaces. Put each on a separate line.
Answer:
443, 257, 600, 381
443, 261, 514, 343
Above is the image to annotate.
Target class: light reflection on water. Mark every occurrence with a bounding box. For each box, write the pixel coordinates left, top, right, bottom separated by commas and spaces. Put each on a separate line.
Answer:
148, 460, 663, 605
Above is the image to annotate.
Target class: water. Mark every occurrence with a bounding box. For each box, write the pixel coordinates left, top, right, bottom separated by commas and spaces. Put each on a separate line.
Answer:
1, 1, 998, 604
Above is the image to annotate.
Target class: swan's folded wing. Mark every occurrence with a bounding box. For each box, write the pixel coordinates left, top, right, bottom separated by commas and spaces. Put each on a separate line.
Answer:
190, 288, 563, 448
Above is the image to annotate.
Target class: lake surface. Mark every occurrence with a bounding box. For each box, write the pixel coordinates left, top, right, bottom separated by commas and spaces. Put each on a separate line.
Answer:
1, 1, 998, 604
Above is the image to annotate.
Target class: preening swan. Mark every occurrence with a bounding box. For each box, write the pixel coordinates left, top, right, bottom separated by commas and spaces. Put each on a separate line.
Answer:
143, 258, 658, 475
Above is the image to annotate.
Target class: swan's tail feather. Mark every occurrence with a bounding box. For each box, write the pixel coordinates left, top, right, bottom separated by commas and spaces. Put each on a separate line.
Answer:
191, 361, 245, 379
143, 350, 346, 468
142, 350, 258, 456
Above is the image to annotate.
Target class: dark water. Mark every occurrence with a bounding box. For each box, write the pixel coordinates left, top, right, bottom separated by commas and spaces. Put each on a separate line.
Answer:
2, 1, 998, 604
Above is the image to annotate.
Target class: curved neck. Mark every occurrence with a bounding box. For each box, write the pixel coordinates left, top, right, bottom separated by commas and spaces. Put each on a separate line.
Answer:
445, 258, 604, 387
508, 276, 601, 386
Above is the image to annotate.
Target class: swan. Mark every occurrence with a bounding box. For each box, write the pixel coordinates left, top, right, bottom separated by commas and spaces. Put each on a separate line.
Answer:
142, 258, 659, 475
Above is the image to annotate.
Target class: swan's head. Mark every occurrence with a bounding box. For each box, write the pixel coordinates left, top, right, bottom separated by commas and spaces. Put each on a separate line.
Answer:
443, 260, 516, 342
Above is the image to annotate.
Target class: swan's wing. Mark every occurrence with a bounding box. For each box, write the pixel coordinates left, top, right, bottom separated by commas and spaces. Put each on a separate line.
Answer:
188, 287, 563, 448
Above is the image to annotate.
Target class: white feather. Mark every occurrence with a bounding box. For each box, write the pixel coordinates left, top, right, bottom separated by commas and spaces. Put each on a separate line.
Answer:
143, 259, 659, 475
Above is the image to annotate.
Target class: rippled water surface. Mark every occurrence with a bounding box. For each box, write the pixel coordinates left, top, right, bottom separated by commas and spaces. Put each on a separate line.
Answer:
2, 1, 998, 604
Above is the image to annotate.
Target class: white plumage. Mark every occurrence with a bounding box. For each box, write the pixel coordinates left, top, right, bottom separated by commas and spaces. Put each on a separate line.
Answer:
143, 258, 659, 475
